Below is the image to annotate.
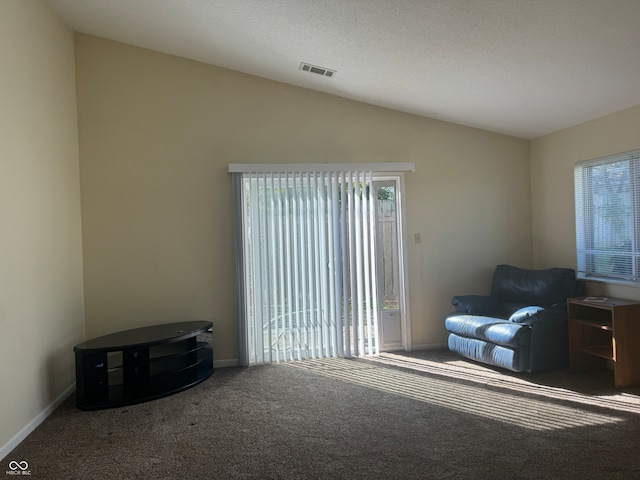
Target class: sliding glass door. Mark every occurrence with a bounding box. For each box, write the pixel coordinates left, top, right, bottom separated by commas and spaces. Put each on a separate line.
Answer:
231, 164, 413, 366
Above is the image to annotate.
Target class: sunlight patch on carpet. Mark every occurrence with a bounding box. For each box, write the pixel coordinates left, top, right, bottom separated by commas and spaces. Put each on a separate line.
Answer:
371, 353, 640, 416
288, 358, 623, 431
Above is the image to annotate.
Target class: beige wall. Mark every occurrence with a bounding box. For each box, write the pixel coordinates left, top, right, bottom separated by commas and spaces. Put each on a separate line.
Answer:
0, 0, 84, 454
75, 34, 531, 361
531, 105, 640, 299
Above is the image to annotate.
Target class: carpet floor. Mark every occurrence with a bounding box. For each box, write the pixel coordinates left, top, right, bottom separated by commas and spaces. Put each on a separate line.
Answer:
6, 349, 640, 479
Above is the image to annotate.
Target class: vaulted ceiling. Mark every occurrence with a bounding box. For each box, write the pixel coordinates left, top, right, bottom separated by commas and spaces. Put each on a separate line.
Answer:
46, 0, 640, 139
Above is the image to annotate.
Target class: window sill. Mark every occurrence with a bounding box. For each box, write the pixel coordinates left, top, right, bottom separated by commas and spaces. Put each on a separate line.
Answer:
578, 275, 640, 288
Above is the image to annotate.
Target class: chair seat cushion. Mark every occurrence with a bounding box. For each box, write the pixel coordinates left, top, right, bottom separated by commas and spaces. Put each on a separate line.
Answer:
445, 314, 531, 348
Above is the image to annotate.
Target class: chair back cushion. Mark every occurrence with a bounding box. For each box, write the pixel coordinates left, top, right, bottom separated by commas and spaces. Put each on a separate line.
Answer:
490, 265, 577, 306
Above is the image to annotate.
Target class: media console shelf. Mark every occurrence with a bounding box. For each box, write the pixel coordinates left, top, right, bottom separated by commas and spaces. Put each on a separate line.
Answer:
74, 321, 213, 410
568, 297, 640, 387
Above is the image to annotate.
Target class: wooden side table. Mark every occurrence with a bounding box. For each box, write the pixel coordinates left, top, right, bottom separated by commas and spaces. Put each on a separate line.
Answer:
568, 297, 640, 387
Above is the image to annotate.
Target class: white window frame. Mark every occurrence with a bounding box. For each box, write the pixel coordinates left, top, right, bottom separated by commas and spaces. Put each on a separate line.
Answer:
574, 149, 640, 284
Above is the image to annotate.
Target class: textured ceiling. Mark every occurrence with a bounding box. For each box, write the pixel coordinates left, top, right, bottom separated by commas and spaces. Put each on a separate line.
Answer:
46, 0, 640, 139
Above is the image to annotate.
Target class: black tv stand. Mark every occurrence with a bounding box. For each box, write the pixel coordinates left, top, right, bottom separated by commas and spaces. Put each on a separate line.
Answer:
74, 321, 213, 410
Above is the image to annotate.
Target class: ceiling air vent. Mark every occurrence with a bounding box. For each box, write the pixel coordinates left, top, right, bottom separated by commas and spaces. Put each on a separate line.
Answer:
299, 62, 336, 78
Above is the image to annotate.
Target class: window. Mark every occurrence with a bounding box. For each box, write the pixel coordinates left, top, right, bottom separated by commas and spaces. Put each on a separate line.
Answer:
574, 150, 640, 283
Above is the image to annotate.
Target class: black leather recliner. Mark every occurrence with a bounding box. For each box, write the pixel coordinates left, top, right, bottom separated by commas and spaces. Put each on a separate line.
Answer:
445, 265, 583, 372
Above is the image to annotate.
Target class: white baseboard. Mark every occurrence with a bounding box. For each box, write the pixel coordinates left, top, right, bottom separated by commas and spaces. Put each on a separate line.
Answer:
411, 343, 448, 351
0, 383, 75, 462
0, 358, 238, 461
214, 358, 239, 368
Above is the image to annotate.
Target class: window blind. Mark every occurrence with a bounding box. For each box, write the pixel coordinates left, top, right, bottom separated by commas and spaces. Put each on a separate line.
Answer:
233, 168, 382, 366
574, 150, 640, 283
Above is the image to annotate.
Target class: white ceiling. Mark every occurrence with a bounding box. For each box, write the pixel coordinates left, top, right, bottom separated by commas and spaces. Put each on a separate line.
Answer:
46, 0, 640, 139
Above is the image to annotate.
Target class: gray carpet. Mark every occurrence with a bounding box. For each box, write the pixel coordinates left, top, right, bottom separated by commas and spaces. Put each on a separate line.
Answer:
6, 350, 640, 479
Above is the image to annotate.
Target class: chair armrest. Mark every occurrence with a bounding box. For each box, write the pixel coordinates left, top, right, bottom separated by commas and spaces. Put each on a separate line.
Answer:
451, 295, 502, 315
520, 308, 569, 371
518, 307, 565, 327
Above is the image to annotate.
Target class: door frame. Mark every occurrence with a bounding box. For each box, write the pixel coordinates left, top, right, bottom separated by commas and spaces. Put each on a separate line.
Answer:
373, 173, 412, 352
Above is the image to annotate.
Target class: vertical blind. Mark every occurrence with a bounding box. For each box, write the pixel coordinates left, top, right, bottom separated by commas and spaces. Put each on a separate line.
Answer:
574, 150, 640, 282
233, 168, 381, 366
